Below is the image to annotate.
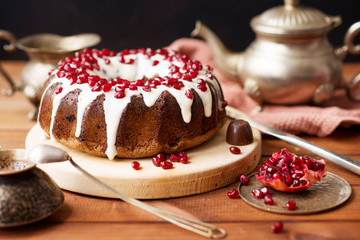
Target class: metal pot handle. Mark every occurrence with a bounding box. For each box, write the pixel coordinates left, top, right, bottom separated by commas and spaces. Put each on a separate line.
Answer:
336, 21, 360, 59
0, 30, 17, 96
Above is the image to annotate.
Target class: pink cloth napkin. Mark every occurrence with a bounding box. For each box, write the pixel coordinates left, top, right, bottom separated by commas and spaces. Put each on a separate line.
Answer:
168, 38, 360, 137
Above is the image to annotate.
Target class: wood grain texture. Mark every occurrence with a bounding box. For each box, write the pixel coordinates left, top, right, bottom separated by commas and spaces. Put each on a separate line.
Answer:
0, 61, 360, 239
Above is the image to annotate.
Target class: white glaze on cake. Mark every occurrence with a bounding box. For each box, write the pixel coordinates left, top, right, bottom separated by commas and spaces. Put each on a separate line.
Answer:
39, 48, 224, 159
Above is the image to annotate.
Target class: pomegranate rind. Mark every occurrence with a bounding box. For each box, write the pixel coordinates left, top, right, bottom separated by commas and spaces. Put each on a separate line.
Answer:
256, 148, 327, 192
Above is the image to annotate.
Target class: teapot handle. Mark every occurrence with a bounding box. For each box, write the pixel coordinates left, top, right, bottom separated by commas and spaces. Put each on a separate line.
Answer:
0, 30, 17, 96
336, 21, 360, 59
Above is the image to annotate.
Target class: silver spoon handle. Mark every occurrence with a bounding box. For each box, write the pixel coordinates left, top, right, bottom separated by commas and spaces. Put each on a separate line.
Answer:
69, 159, 226, 239
226, 106, 360, 175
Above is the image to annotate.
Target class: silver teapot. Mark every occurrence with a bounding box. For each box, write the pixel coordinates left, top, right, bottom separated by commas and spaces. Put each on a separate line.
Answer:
191, 0, 360, 105
0, 31, 101, 120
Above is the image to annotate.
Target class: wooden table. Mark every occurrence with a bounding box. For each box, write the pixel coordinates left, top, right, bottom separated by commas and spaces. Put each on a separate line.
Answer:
1, 61, 360, 239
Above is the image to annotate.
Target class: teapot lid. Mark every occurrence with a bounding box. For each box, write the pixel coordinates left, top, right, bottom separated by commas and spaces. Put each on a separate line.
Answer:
250, 0, 342, 36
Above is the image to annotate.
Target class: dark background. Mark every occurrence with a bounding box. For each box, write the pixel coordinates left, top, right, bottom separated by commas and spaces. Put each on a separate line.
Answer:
1, 0, 360, 61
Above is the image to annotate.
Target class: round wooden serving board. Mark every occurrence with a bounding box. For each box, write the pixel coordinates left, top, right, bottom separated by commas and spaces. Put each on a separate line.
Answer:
25, 121, 261, 199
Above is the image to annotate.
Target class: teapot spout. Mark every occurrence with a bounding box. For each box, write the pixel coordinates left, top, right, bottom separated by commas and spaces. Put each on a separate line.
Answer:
191, 21, 243, 82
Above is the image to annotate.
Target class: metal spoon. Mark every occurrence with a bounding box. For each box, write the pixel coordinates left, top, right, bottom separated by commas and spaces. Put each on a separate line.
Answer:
27, 144, 226, 239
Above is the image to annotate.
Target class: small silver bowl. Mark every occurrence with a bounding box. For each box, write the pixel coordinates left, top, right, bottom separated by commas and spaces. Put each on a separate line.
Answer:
0, 149, 64, 227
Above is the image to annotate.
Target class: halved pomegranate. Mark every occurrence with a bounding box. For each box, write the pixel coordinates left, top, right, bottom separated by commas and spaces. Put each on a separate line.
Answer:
256, 148, 326, 192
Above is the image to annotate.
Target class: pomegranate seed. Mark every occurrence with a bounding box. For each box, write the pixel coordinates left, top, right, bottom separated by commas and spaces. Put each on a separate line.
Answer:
55, 87, 63, 94
143, 85, 151, 92
229, 146, 241, 154
131, 161, 140, 170
103, 83, 112, 92
64, 64, 73, 72
206, 72, 214, 80
57, 71, 65, 78
260, 187, 270, 195
102, 48, 111, 56
161, 161, 173, 170
185, 89, 193, 99
169, 154, 180, 162
125, 59, 135, 64
178, 151, 187, 157
251, 189, 264, 199
264, 194, 274, 205
129, 84, 138, 91
152, 157, 161, 167
227, 189, 240, 199
286, 200, 296, 210
152, 60, 159, 66
114, 91, 125, 99
91, 85, 102, 92
180, 156, 189, 164
156, 153, 167, 162
271, 221, 284, 233
135, 80, 145, 86
239, 175, 250, 185
222, 100, 228, 108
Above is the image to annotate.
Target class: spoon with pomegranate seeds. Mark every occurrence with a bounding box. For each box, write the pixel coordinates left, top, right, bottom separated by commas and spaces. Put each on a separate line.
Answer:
226, 106, 360, 175
27, 144, 227, 239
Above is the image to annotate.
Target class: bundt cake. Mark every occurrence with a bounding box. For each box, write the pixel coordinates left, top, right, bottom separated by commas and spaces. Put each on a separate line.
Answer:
38, 48, 226, 159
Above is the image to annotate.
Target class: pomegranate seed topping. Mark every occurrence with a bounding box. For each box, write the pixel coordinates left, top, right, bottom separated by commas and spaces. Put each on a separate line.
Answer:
172, 72, 182, 79
98, 78, 107, 86
182, 74, 192, 81
240, 175, 250, 185
156, 153, 167, 162
222, 100, 228, 108
142, 85, 151, 92
135, 80, 145, 86
271, 221, 284, 233
161, 161, 173, 170
88, 75, 100, 81
57, 71, 65, 78
129, 84, 138, 91
55, 87, 63, 94
121, 49, 130, 55
169, 154, 180, 162
229, 146, 241, 154
131, 161, 140, 170
205, 65, 213, 71
152, 60, 159, 66
91, 85, 102, 92
152, 157, 161, 167
197, 84, 207, 92
206, 72, 214, 80
227, 189, 240, 199
173, 83, 181, 90
251, 189, 264, 199
180, 156, 189, 164
286, 200, 296, 210
104, 58, 111, 65
102, 48, 111, 56
125, 59, 135, 64
64, 64, 73, 72
114, 91, 125, 99
185, 89, 193, 99
103, 83, 112, 92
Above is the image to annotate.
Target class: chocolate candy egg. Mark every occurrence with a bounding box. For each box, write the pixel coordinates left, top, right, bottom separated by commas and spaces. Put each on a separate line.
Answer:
226, 119, 253, 146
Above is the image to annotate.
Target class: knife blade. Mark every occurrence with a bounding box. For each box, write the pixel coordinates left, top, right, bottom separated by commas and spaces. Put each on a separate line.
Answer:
226, 106, 360, 175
